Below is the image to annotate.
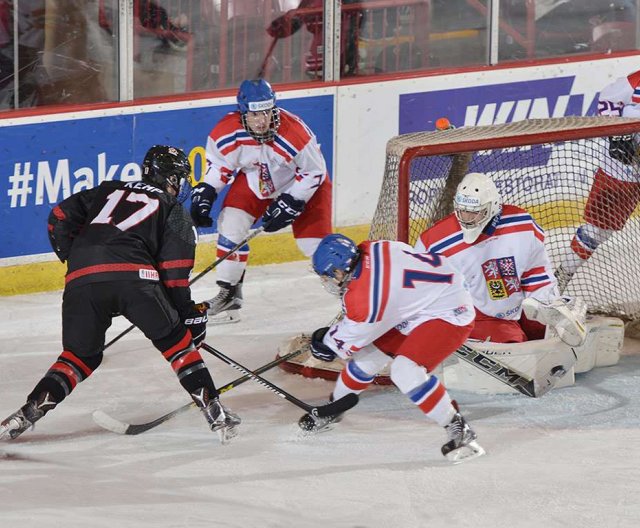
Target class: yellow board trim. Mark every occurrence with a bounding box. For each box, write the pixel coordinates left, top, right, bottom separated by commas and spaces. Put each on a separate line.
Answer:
0, 224, 371, 297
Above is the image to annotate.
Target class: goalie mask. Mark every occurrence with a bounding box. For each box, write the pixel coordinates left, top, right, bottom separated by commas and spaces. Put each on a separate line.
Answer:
237, 79, 281, 144
142, 145, 192, 204
312, 234, 360, 296
453, 172, 502, 244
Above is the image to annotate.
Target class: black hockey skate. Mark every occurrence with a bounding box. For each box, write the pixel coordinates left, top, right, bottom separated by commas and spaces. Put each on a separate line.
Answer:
0, 392, 57, 440
206, 281, 243, 324
298, 411, 344, 434
441, 406, 485, 464
191, 388, 241, 444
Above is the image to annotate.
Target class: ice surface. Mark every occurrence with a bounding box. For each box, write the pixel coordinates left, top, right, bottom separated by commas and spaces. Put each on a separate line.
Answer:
1, 261, 639, 528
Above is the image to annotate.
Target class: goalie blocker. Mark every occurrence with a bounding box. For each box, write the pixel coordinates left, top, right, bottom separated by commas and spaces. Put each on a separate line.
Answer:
277, 315, 623, 396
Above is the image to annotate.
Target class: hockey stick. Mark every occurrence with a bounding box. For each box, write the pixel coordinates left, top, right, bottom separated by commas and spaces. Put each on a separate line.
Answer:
93, 342, 307, 435
103, 226, 265, 350
257, 37, 278, 78
453, 343, 569, 398
201, 342, 359, 417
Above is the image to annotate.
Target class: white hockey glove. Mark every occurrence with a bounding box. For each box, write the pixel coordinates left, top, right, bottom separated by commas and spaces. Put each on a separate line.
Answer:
521, 296, 587, 347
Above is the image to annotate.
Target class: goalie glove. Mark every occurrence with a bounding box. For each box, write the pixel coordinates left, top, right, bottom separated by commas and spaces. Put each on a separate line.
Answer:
310, 327, 337, 362
521, 297, 587, 347
608, 135, 637, 165
183, 302, 209, 348
190, 183, 217, 228
262, 193, 305, 232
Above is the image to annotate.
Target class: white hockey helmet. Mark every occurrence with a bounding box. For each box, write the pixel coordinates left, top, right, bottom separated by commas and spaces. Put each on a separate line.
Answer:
453, 172, 502, 244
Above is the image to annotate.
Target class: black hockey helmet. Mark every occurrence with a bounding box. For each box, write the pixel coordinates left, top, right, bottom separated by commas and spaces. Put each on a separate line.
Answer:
142, 145, 192, 203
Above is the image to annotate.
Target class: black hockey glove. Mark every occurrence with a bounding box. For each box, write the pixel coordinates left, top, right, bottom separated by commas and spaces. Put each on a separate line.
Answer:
184, 302, 209, 348
608, 135, 636, 165
262, 193, 305, 232
310, 327, 336, 362
190, 183, 217, 228
266, 14, 303, 38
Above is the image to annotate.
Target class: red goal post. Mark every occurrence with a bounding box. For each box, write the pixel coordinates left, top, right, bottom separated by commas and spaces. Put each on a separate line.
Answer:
369, 116, 640, 323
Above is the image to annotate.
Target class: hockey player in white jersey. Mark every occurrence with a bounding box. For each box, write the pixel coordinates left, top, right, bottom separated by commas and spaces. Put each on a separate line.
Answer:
415, 172, 586, 346
190, 79, 332, 322
299, 233, 485, 463
556, 70, 640, 290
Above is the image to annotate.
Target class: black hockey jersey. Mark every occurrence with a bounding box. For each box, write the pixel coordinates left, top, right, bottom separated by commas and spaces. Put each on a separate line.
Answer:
48, 180, 196, 317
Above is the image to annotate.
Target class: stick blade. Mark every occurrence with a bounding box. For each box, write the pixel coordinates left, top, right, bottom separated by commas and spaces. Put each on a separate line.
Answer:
311, 393, 359, 418
92, 410, 130, 435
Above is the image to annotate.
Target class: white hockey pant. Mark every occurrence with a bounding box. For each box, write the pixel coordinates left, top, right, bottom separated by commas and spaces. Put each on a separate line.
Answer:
216, 207, 255, 285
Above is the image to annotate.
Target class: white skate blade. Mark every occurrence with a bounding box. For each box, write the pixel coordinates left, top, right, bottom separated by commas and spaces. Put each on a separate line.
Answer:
444, 441, 486, 464
215, 424, 238, 445
208, 310, 241, 326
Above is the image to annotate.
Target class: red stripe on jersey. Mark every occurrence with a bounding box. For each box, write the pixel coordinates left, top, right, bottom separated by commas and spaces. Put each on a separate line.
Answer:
65, 263, 157, 284
158, 259, 194, 269
47, 223, 54, 232
60, 350, 93, 376
522, 266, 545, 278
375, 242, 392, 322
343, 243, 374, 323
271, 142, 294, 162
522, 281, 551, 292
438, 243, 468, 258
162, 331, 193, 360
220, 138, 257, 156
279, 110, 313, 152
209, 112, 242, 139
163, 279, 190, 288
420, 216, 461, 249
494, 223, 542, 241
417, 383, 446, 414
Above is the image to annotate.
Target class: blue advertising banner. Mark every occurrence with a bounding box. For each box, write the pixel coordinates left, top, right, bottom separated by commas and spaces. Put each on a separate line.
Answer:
399, 76, 599, 133
0, 95, 333, 259
398, 76, 601, 208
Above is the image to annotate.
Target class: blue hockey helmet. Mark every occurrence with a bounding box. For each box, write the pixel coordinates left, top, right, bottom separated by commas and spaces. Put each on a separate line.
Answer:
237, 79, 280, 143
312, 234, 360, 295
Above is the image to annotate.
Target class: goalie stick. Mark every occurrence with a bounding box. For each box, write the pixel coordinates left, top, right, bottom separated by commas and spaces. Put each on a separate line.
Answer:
201, 342, 359, 417
103, 226, 265, 350
453, 343, 571, 398
93, 342, 306, 435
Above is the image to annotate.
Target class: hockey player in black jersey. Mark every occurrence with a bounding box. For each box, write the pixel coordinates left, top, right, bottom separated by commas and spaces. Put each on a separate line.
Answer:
0, 145, 240, 444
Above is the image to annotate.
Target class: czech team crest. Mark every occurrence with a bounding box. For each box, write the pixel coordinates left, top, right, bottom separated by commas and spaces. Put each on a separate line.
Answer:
482, 256, 520, 300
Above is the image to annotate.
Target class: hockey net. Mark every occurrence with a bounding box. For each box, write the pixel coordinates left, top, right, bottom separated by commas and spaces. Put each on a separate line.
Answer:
278, 116, 640, 382
369, 116, 640, 326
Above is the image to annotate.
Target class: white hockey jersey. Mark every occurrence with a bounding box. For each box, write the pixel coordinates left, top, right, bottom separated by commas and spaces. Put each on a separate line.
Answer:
202, 108, 328, 203
415, 205, 558, 321
593, 69, 640, 182
323, 240, 475, 359
597, 69, 640, 118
